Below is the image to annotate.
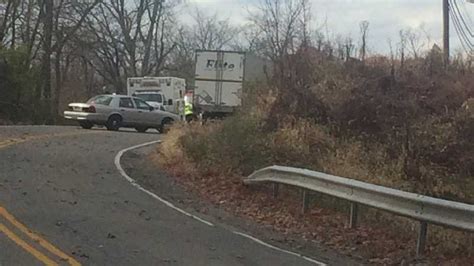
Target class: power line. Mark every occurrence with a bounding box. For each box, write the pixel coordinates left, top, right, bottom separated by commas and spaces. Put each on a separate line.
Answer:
453, 22, 473, 55
451, 8, 473, 51
449, 0, 473, 46
443, 0, 474, 62
450, 5, 473, 49
459, 0, 474, 31
449, 0, 474, 55
451, 0, 474, 37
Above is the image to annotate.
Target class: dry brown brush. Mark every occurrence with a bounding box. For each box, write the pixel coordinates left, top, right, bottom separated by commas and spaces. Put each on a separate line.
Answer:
155, 46, 473, 263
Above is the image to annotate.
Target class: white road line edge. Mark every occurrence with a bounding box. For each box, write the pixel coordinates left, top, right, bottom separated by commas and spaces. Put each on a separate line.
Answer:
115, 140, 327, 266
114, 140, 214, 227
233, 231, 327, 266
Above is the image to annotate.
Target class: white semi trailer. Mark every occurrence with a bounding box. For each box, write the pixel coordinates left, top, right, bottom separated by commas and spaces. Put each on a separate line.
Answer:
194, 50, 245, 118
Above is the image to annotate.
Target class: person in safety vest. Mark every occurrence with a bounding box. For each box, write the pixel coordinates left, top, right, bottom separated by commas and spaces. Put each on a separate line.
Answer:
184, 93, 194, 123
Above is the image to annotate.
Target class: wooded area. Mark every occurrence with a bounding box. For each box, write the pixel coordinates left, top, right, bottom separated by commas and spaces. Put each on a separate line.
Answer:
1, 0, 472, 126
0, 0, 246, 124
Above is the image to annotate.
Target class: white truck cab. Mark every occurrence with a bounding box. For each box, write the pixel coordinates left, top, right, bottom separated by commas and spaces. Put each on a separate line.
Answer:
131, 91, 167, 111
127, 77, 185, 115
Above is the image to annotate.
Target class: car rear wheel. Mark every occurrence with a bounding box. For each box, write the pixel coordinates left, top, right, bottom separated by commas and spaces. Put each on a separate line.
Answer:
106, 115, 122, 131
79, 121, 93, 129
135, 127, 148, 133
157, 118, 174, 134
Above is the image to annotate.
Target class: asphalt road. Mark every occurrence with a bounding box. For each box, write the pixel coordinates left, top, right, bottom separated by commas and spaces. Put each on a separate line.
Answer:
0, 126, 330, 266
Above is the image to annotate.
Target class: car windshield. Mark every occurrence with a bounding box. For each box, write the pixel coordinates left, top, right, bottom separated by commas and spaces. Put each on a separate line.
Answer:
86, 95, 113, 106
135, 94, 162, 103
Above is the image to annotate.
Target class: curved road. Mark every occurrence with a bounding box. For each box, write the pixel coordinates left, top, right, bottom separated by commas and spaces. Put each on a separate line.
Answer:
0, 126, 327, 266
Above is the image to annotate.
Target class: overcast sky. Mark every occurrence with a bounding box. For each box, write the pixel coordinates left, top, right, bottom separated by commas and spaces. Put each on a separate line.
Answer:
182, 0, 474, 55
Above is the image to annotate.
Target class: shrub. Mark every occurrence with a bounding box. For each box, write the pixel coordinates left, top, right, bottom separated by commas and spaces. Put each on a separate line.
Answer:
166, 45, 473, 204
0, 46, 39, 123
179, 113, 271, 175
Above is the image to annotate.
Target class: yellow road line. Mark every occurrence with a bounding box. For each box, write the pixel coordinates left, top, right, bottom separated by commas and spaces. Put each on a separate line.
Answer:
0, 140, 16, 148
0, 130, 100, 149
0, 207, 81, 266
0, 129, 96, 265
0, 223, 59, 266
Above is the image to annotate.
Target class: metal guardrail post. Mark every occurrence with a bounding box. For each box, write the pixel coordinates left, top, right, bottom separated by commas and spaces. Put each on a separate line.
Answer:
416, 221, 428, 257
272, 183, 279, 198
470, 234, 473, 257
349, 202, 358, 229
302, 189, 309, 214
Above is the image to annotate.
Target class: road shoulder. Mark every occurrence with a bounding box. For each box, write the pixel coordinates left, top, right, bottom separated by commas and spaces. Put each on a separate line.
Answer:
120, 144, 361, 266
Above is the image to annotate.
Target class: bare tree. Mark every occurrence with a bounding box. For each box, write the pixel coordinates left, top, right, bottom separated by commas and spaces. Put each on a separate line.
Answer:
104, 0, 177, 76
359, 20, 369, 61
406, 29, 423, 59
245, 0, 309, 94
0, 0, 47, 123
233, 25, 261, 52
190, 8, 240, 50
79, 3, 126, 93
50, 0, 102, 121
344, 37, 355, 61
314, 30, 325, 52
1, 0, 183, 122
80, 0, 179, 94
164, 26, 195, 81
299, 0, 311, 47
19, 0, 43, 64
1, 0, 103, 121
37, 0, 53, 123
0, 0, 20, 45
165, 8, 242, 82
387, 38, 396, 78
0, 0, 44, 63
248, 0, 307, 61
335, 35, 345, 60
398, 30, 406, 69
246, 0, 321, 125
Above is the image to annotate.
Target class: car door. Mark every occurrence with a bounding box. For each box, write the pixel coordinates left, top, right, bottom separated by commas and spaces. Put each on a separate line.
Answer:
118, 97, 140, 125
133, 98, 159, 126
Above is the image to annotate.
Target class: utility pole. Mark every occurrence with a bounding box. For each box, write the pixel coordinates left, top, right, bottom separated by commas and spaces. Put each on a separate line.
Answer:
443, 0, 450, 66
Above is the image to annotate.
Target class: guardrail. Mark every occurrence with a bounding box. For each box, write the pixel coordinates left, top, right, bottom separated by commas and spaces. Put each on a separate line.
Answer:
243, 166, 474, 256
